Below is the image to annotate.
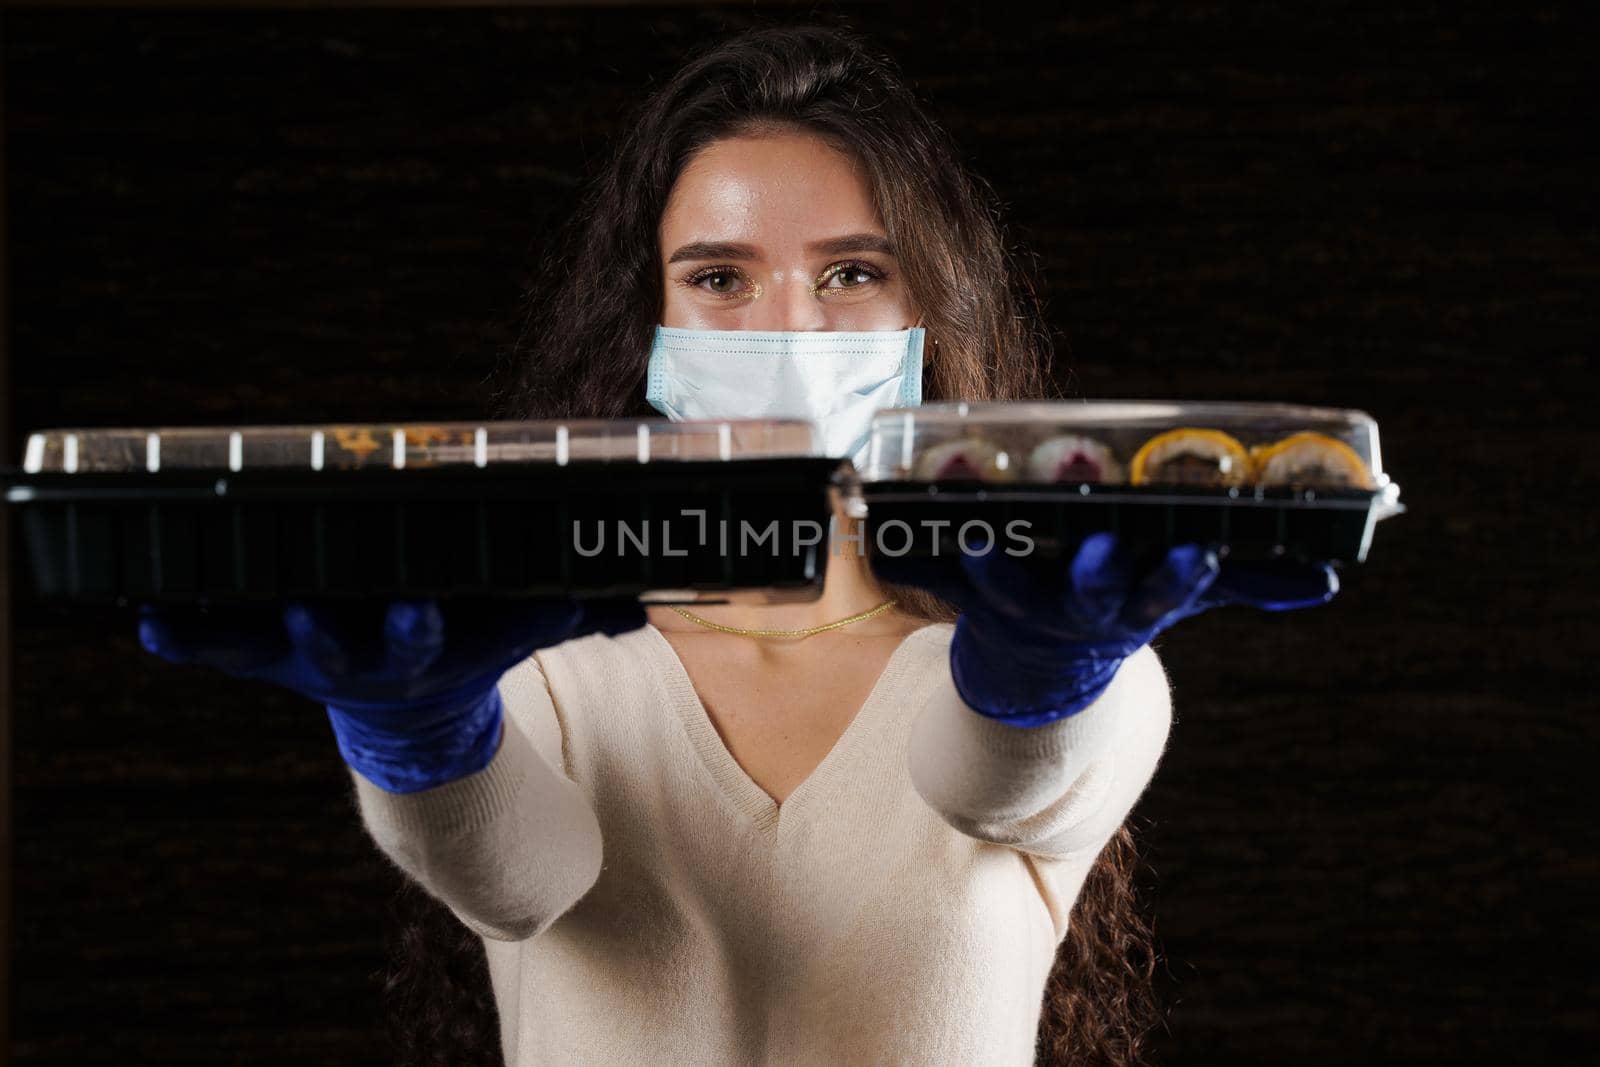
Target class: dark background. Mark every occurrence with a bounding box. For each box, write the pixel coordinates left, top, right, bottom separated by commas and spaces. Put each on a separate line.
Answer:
3, 2, 1595, 1064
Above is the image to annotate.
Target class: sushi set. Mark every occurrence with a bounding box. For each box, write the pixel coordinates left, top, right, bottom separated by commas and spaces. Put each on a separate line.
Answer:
2, 401, 1403, 605
845, 400, 1404, 565
2, 419, 839, 604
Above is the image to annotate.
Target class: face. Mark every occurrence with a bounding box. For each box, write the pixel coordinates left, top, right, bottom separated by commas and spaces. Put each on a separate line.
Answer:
658, 130, 919, 331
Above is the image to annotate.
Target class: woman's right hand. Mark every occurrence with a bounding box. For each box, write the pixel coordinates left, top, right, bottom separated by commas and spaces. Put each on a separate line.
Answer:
137, 596, 646, 792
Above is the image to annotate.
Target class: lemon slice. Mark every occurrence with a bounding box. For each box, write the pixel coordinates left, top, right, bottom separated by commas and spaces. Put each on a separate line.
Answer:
1129, 428, 1252, 487
1250, 432, 1374, 490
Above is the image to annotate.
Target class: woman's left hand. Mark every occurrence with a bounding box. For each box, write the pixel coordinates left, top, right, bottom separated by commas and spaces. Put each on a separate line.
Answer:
870, 533, 1339, 727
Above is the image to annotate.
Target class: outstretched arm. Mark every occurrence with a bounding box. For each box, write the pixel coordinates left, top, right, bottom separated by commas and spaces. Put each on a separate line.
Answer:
876, 533, 1335, 859
138, 596, 635, 943
906, 643, 1173, 859
351, 652, 605, 941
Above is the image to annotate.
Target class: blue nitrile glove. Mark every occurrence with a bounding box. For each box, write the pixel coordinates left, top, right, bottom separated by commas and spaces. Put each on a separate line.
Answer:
137, 596, 646, 792
871, 533, 1338, 728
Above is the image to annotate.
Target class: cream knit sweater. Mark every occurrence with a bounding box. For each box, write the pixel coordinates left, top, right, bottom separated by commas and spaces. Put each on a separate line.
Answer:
351, 621, 1174, 1066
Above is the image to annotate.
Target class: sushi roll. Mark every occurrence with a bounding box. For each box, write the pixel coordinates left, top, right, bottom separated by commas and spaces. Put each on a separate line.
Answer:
1250, 431, 1374, 490
1129, 428, 1252, 488
1025, 434, 1125, 484
913, 436, 1016, 482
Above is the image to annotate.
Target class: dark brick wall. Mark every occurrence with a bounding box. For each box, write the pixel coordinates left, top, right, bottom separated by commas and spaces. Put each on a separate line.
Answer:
4, 3, 1594, 1063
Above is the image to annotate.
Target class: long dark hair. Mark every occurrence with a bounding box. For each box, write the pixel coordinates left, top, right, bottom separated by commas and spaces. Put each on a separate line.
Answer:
385, 25, 1165, 1066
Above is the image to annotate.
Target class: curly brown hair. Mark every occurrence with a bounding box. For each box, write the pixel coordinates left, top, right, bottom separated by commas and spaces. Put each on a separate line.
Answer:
381, 24, 1166, 1067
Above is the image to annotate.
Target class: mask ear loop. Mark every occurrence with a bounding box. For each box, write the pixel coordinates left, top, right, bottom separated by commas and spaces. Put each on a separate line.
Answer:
911, 316, 938, 368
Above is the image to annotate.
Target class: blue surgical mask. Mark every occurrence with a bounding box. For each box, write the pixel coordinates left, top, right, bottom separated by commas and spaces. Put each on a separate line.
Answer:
645, 326, 925, 467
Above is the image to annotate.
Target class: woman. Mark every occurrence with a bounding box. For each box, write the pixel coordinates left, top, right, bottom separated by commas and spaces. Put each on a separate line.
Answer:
143, 25, 1336, 1066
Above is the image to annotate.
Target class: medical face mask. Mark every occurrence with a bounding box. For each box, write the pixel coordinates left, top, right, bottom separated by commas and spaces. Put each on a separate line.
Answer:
645, 326, 925, 466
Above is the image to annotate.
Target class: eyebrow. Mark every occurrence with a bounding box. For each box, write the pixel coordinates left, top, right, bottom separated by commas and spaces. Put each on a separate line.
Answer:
665, 232, 895, 264
666, 241, 759, 264
809, 233, 894, 257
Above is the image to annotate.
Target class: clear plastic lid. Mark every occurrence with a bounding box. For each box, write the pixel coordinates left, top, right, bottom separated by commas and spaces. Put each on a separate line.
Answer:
19, 418, 822, 475
859, 401, 1393, 492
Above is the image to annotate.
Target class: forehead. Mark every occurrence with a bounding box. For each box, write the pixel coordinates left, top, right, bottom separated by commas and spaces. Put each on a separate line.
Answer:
660, 131, 883, 246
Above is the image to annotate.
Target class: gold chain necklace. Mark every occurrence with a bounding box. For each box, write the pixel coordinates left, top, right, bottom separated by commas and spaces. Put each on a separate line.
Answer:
667, 599, 897, 639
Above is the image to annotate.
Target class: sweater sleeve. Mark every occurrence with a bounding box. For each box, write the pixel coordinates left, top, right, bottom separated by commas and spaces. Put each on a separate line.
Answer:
906, 642, 1174, 860
347, 652, 604, 942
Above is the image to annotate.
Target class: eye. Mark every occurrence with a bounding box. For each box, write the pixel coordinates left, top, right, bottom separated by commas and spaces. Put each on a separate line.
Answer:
684, 267, 752, 297
817, 261, 886, 291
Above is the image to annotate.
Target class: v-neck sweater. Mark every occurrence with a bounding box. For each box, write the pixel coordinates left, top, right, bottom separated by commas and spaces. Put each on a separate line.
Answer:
351, 622, 1175, 1066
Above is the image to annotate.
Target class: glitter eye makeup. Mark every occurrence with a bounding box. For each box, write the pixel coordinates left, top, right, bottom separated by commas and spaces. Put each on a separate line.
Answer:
672, 258, 889, 304
680, 266, 760, 300
813, 260, 888, 294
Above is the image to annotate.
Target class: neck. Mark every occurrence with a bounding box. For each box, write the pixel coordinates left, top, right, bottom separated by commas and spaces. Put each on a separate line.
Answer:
646, 494, 905, 637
